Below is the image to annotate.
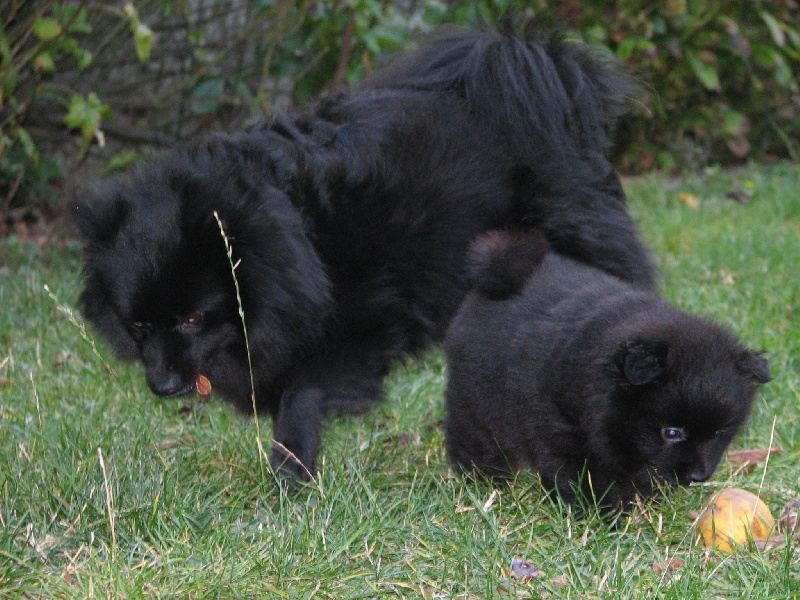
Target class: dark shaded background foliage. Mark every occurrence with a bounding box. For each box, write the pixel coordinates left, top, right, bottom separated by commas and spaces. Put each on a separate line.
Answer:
2, 0, 799, 213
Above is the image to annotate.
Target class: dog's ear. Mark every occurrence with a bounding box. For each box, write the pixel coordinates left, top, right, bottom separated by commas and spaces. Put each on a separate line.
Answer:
737, 349, 772, 384
614, 339, 668, 386
78, 275, 139, 361
71, 193, 130, 246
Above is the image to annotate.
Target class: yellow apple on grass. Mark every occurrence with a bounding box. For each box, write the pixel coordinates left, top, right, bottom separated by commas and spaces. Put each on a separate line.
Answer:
695, 488, 775, 553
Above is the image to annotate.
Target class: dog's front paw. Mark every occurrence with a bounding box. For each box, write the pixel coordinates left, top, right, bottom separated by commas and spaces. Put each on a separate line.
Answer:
270, 385, 323, 486
270, 441, 315, 486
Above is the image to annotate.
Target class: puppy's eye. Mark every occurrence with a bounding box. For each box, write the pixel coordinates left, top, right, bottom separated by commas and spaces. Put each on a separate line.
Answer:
184, 313, 204, 326
132, 321, 144, 328
661, 426, 687, 443
714, 428, 729, 437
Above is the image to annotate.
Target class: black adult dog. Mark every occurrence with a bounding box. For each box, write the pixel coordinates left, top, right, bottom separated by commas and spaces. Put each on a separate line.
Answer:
445, 231, 771, 507
72, 24, 656, 481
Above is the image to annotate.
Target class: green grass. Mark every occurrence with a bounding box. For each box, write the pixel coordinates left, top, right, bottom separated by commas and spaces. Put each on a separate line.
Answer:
1, 163, 799, 598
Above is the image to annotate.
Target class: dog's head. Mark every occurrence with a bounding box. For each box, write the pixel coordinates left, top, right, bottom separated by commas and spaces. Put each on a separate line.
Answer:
72, 139, 332, 408
604, 320, 771, 492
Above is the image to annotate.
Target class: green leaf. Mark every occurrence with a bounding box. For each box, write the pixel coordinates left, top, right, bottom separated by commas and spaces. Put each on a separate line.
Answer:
33, 51, 55, 73
2, 72, 19, 98
65, 92, 112, 142
752, 43, 779, 67
616, 37, 639, 61
785, 25, 800, 51
14, 127, 37, 159
360, 30, 382, 54
720, 109, 747, 137
33, 17, 62, 42
0, 27, 11, 63
760, 11, 785, 47
133, 22, 154, 63
59, 3, 93, 34
191, 78, 225, 114
74, 48, 93, 71
686, 49, 720, 91
775, 64, 793, 86
103, 150, 138, 174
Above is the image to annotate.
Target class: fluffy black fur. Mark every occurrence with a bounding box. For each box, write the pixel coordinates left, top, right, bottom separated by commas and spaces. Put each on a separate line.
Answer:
72, 24, 657, 481
445, 230, 772, 507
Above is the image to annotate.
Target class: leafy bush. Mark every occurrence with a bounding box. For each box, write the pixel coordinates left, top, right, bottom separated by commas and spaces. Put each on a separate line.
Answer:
2, 0, 443, 210
427, 0, 800, 170
1, 1, 123, 209
572, 0, 800, 170
2, 0, 799, 209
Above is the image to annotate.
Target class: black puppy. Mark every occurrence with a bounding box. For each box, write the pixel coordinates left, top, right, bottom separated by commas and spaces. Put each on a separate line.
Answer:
445, 231, 771, 507
72, 24, 657, 481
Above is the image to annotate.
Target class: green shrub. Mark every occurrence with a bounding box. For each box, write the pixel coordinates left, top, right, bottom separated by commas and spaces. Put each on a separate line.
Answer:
573, 1, 800, 170
1, 1, 116, 208
2, 0, 798, 208
424, 1, 800, 171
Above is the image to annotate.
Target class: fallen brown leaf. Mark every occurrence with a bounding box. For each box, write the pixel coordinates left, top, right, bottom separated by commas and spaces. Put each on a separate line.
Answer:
726, 188, 754, 204
755, 536, 785, 551
509, 559, 542, 581
155, 435, 196, 450
778, 496, 800, 539
727, 135, 751, 159
53, 351, 71, 368
653, 558, 684, 575
678, 192, 700, 208
726, 447, 781, 466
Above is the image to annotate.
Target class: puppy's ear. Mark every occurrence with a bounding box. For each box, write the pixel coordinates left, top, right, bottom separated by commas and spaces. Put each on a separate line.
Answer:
466, 229, 549, 300
614, 339, 668, 386
737, 350, 772, 384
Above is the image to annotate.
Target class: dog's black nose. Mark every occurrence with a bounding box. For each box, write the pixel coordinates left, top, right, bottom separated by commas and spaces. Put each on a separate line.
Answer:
147, 372, 189, 397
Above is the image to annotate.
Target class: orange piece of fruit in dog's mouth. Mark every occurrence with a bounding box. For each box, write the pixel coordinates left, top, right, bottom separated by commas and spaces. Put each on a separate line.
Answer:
196, 375, 213, 396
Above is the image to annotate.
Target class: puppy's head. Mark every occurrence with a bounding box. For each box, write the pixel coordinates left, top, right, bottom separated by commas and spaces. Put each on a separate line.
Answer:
605, 318, 771, 491
72, 140, 332, 409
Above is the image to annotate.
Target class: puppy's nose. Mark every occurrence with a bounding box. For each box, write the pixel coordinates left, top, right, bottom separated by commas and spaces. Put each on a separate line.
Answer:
687, 462, 715, 483
688, 471, 711, 483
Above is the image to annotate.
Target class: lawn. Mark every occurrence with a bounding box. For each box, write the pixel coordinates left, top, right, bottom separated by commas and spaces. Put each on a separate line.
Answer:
1, 163, 798, 598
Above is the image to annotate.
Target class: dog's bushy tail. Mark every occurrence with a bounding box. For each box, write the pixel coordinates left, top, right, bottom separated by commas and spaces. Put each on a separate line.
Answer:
362, 22, 659, 290
360, 22, 632, 160
466, 230, 549, 301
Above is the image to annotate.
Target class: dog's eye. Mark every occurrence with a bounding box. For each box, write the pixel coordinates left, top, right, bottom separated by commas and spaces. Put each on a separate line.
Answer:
184, 313, 204, 326
714, 428, 729, 437
661, 426, 687, 443
130, 321, 149, 335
